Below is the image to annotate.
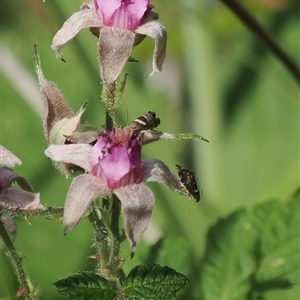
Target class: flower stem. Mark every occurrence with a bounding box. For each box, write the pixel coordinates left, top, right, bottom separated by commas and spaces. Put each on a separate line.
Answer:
220, 0, 300, 83
0, 221, 34, 300
89, 199, 124, 287
102, 82, 117, 129
110, 196, 121, 245
110, 196, 121, 268
0, 207, 63, 219
88, 206, 110, 268
105, 110, 114, 131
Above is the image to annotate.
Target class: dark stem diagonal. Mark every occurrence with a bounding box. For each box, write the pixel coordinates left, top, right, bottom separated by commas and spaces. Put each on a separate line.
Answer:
220, 0, 300, 83
0, 220, 34, 300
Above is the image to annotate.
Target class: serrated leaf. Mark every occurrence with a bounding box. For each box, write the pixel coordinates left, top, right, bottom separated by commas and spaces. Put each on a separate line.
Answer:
122, 264, 189, 299
199, 192, 300, 300
252, 192, 300, 289
54, 271, 116, 300
199, 210, 256, 300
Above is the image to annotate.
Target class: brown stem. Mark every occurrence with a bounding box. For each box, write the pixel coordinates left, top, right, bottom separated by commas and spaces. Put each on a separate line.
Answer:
220, 0, 300, 83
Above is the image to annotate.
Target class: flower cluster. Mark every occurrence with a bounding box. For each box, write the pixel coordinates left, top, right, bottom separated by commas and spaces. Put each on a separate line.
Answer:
34, 0, 207, 252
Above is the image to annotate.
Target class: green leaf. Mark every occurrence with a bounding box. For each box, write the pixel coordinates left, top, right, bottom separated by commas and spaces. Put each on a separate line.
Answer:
146, 237, 194, 277
54, 271, 116, 300
199, 210, 257, 300
122, 264, 189, 299
199, 192, 300, 300
252, 191, 300, 291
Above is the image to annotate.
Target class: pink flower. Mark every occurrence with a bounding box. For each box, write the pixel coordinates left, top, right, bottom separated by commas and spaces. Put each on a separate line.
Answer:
94, 0, 151, 31
51, 0, 167, 83
0, 146, 43, 211
90, 128, 143, 189
45, 126, 183, 250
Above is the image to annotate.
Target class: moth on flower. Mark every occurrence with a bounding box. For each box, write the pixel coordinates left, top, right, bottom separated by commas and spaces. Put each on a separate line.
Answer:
176, 164, 201, 202
51, 0, 167, 83
45, 110, 209, 252
45, 126, 182, 252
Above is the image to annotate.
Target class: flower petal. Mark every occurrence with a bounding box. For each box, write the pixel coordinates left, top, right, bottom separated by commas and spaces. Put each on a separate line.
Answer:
94, 0, 149, 30
94, 0, 121, 25
122, 0, 150, 30
98, 27, 135, 83
135, 12, 167, 76
0, 167, 33, 192
63, 174, 110, 233
35, 59, 75, 142
142, 159, 181, 192
114, 183, 154, 250
52, 7, 101, 56
49, 112, 84, 145
0, 146, 21, 168
45, 144, 93, 173
0, 188, 42, 210
1, 214, 17, 242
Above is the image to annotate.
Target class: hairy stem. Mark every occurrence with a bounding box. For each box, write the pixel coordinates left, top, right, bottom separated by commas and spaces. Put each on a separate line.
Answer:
0, 206, 63, 219
0, 221, 34, 300
88, 206, 110, 269
220, 0, 300, 83
110, 196, 121, 268
102, 82, 117, 129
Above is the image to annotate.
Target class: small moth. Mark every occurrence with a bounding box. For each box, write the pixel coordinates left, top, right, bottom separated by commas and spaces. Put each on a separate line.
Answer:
176, 164, 201, 202
129, 111, 160, 131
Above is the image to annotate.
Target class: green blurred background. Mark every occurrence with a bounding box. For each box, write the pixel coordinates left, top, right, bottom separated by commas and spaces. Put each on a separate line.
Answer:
0, 0, 299, 299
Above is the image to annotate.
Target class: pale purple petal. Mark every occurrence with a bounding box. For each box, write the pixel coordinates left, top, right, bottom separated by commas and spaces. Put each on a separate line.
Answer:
94, 0, 149, 30
94, 141, 142, 189
142, 159, 181, 192
112, 0, 149, 30
124, 0, 150, 25
52, 8, 101, 55
0, 188, 43, 210
94, 0, 121, 24
89, 136, 108, 167
0, 167, 33, 192
98, 27, 135, 83
100, 144, 132, 186
110, 5, 132, 29
45, 144, 93, 173
64, 174, 110, 233
0, 146, 21, 168
114, 183, 154, 249
90, 129, 143, 189
135, 12, 167, 76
